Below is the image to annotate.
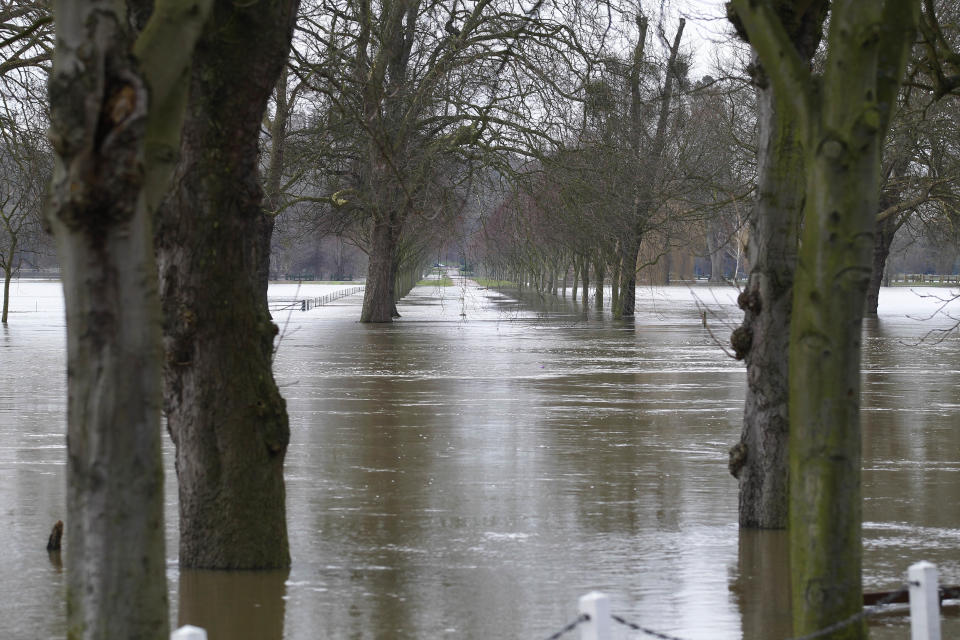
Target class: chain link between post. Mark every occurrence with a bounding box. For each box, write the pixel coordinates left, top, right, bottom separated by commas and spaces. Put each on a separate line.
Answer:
541, 613, 590, 640
597, 584, 914, 640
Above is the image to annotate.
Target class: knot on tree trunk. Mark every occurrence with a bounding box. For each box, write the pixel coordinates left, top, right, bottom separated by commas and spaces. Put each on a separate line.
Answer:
731, 325, 753, 360
46, 520, 63, 551
737, 289, 762, 314
728, 442, 748, 479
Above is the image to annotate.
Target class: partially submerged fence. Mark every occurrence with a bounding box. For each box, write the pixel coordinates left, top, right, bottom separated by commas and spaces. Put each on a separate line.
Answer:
544, 561, 948, 640
268, 285, 364, 312
170, 561, 950, 640
894, 274, 960, 285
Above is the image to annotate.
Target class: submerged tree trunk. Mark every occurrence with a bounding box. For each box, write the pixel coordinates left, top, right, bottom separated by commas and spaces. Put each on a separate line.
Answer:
731, 82, 803, 530
571, 260, 579, 300
610, 252, 621, 314
156, 0, 298, 569
732, 1, 917, 636
47, 0, 211, 636
864, 214, 899, 316
593, 257, 605, 309
361, 217, 400, 323
617, 240, 638, 318
1, 259, 11, 324
580, 261, 590, 306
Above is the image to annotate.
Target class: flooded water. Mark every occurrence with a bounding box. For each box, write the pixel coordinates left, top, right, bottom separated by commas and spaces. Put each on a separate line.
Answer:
1, 278, 958, 639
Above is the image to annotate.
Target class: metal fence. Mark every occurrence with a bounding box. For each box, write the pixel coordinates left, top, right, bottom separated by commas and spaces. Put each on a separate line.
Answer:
267, 286, 364, 312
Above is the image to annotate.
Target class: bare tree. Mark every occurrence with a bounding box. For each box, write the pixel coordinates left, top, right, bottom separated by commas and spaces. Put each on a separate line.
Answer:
0, 115, 47, 322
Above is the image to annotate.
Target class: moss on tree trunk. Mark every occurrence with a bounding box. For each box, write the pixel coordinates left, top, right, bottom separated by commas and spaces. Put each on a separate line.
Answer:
730, 1, 917, 636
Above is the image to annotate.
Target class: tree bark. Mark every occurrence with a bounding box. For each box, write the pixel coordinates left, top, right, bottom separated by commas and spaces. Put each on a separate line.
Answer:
361, 217, 401, 323
46, 0, 211, 636
731, 82, 803, 530
732, 2, 917, 636
864, 214, 898, 316
156, 0, 298, 569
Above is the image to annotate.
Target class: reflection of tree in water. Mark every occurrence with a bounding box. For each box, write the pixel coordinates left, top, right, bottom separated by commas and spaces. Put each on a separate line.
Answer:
319, 328, 439, 639
178, 569, 289, 640
729, 530, 791, 640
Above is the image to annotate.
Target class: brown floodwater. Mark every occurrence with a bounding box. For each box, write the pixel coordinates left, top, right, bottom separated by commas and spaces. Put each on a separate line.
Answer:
0, 278, 958, 639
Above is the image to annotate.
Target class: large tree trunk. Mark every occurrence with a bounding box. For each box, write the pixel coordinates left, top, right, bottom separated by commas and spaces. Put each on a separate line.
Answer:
864, 214, 898, 316
731, 83, 803, 530
54, 197, 169, 640
46, 0, 211, 636
156, 0, 298, 569
361, 217, 400, 323
731, 2, 916, 635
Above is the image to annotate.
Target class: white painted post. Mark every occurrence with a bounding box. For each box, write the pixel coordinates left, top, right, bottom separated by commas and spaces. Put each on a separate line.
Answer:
578, 591, 611, 640
171, 625, 207, 640
909, 561, 941, 640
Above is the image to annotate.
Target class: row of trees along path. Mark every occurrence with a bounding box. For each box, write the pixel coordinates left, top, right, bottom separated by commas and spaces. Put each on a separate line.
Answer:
14, 1, 960, 639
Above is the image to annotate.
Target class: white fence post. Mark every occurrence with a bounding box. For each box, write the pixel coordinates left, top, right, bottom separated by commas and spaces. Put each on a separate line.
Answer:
909, 561, 941, 640
171, 625, 207, 640
578, 591, 611, 640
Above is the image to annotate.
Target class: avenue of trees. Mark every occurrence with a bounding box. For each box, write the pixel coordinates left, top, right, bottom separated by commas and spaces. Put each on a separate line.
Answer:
5, 0, 960, 638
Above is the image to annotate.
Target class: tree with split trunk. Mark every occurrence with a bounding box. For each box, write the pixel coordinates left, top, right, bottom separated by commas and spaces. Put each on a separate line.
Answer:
155, 0, 300, 570
730, 1, 918, 637
726, 1, 828, 530
45, 0, 212, 637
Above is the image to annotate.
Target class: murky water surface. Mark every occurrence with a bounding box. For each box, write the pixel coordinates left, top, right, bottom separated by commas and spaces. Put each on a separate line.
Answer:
1, 278, 958, 639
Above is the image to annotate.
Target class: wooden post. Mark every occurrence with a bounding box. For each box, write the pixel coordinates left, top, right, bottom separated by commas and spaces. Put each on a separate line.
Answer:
909, 561, 941, 640
171, 625, 207, 640
578, 592, 611, 640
